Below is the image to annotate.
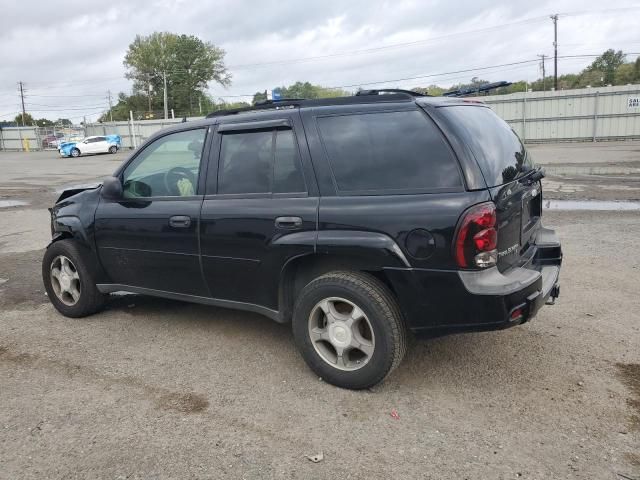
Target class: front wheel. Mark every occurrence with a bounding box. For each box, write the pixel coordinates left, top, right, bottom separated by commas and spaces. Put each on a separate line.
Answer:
42, 239, 106, 317
292, 271, 407, 389
70, 148, 80, 157
108, 145, 117, 154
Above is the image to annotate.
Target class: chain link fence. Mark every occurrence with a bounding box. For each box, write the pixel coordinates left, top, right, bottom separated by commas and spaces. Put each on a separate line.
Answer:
0, 125, 85, 151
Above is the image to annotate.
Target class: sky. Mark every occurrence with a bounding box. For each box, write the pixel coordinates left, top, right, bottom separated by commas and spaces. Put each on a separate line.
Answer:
1, 0, 639, 123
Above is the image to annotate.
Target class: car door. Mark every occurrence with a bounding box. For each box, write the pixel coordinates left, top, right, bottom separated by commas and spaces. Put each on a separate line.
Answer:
85, 137, 101, 153
94, 127, 211, 296
93, 136, 108, 153
77, 138, 92, 153
199, 113, 319, 311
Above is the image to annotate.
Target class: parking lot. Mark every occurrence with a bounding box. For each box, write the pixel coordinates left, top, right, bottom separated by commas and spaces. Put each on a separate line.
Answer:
1, 144, 639, 479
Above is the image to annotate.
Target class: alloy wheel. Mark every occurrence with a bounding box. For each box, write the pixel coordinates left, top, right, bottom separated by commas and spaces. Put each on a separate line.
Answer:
308, 297, 375, 371
50, 255, 81, 306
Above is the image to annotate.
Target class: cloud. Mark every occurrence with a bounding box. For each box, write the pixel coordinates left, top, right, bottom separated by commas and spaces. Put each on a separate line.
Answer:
1, 0, 638, 121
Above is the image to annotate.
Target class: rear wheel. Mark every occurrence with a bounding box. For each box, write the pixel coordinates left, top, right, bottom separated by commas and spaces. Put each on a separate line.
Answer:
42, 240, 106, 317
108, 145, 117, 154
292, 271, 407, 389
70, 148, 80, 157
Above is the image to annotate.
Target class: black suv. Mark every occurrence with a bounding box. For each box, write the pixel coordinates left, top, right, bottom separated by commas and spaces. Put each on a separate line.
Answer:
43, 90, 561, 389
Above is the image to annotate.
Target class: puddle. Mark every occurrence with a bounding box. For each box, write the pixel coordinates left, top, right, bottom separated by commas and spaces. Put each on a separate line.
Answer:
544, 200, 640, 211
545, 166, 640, 176
0, 200, 29, 208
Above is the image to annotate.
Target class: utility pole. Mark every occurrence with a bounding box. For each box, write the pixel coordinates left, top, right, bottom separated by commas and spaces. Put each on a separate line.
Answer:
107, 90, 114, 122
163, 71, 168, 120
551, 14, 558, 90
18, 81, 26, 126
537, 54, 547, 91
148, 82, 153, 116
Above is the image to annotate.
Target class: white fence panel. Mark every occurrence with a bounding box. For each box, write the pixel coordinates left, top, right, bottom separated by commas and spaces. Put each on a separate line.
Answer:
477, 84, 640, 142
2, 85, 639, 151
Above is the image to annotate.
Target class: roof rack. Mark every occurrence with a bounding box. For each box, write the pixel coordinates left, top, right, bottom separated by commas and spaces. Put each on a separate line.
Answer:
205, 92, 417, 118
206, 100, 301, 118
355, 88, 427, 97
443, 81, 512, 97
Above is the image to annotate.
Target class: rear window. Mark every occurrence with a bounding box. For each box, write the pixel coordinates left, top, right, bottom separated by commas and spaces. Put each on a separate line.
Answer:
439, 105, 533, 187
316, 110, 462, 194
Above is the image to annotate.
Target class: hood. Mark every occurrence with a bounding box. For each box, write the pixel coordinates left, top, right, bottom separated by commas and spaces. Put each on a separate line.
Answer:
59, 141, 77, 150
55, 182, 103, 203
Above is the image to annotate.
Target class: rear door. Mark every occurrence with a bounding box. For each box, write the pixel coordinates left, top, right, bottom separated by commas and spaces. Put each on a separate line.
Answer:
303, 103, 477, 271
437, 105, 541, 271
199, 112, 318, 310
93, 136, 109, 153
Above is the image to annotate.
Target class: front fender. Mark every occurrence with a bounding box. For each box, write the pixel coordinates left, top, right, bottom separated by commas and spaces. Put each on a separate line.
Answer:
48, 186, 109, 283
51, 215, 90, 247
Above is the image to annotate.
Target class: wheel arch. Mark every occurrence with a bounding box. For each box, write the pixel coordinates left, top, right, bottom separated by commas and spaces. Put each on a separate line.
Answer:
48, 215, 108, 283
278, 252, 401, 324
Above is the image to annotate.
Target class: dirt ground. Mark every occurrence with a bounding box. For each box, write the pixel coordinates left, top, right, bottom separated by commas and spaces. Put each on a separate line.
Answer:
1, 144, 639, 479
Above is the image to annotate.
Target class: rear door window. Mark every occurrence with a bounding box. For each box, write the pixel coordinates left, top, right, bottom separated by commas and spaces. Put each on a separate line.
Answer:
217, 128, 306, 195
438, 105, 534, 187
316, 110, 462, 194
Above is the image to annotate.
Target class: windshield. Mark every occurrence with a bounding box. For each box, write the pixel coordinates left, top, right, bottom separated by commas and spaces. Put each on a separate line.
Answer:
439, 105, 534, 187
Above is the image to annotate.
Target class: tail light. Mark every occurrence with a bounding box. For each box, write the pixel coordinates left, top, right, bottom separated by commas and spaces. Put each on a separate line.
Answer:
454, 202, 498, 269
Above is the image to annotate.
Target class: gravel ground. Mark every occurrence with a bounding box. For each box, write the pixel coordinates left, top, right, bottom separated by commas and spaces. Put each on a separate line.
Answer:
0, 146, 639, 479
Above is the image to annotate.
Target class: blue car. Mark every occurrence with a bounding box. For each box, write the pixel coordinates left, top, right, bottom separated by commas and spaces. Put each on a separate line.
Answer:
59, 135, 121, 157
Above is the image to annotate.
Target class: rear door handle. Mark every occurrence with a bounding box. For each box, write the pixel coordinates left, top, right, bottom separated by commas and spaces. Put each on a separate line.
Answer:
169, 215, 191, 228
275, 216, 303, 229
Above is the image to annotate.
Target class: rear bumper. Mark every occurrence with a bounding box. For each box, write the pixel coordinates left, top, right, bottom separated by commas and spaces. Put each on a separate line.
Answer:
385, 227, 562, 337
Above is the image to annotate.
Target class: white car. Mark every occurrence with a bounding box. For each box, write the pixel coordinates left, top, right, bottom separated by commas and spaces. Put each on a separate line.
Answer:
59, 135, 121, 157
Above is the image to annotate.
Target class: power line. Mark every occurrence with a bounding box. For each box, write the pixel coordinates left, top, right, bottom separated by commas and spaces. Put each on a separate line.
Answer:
224, 8, 640, 70
559, 6, 640, 17
226, 16, 549, 70
208, 51, 639, 98
24, 93, 107, 98
24, 102, 109, 109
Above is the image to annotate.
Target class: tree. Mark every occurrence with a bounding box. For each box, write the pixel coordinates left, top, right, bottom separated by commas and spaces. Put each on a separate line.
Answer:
98, 92, 148, 121
251, 83, 350, 105
35, 118, 54, 127
124, 32, 230, 117
252, 90, 268, 104
56, 118, 73, 127
14, 113, 34, 125
587, 49, 625, 84
411, 85, 445, 96
614, 63, 636, 84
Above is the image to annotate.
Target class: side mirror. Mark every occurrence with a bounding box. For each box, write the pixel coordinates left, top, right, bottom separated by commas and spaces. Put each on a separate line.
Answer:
101, 176, 123, 200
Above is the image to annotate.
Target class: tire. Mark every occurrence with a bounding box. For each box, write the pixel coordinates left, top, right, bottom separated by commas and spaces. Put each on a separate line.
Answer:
108, 145, 117, 154
70, 148, 80, 157
42, 239, 106, 318
292, 271, 407, 389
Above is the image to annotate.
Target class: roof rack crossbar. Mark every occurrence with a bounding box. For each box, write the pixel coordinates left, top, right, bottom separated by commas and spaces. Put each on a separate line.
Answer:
254, 98, 306, 106
443, 81, 512, 97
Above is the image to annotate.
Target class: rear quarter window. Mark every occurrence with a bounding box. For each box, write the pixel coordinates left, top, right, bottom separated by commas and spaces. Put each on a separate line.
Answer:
316, 110, 462, 194
438, 105, 533, 187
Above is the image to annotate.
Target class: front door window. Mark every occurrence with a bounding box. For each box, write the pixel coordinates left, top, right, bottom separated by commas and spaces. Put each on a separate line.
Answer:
122, 128, 207, 198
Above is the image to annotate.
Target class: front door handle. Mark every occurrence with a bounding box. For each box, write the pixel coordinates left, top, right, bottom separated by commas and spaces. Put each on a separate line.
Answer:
169, 215, 191, 228
275, 216, 303, 229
